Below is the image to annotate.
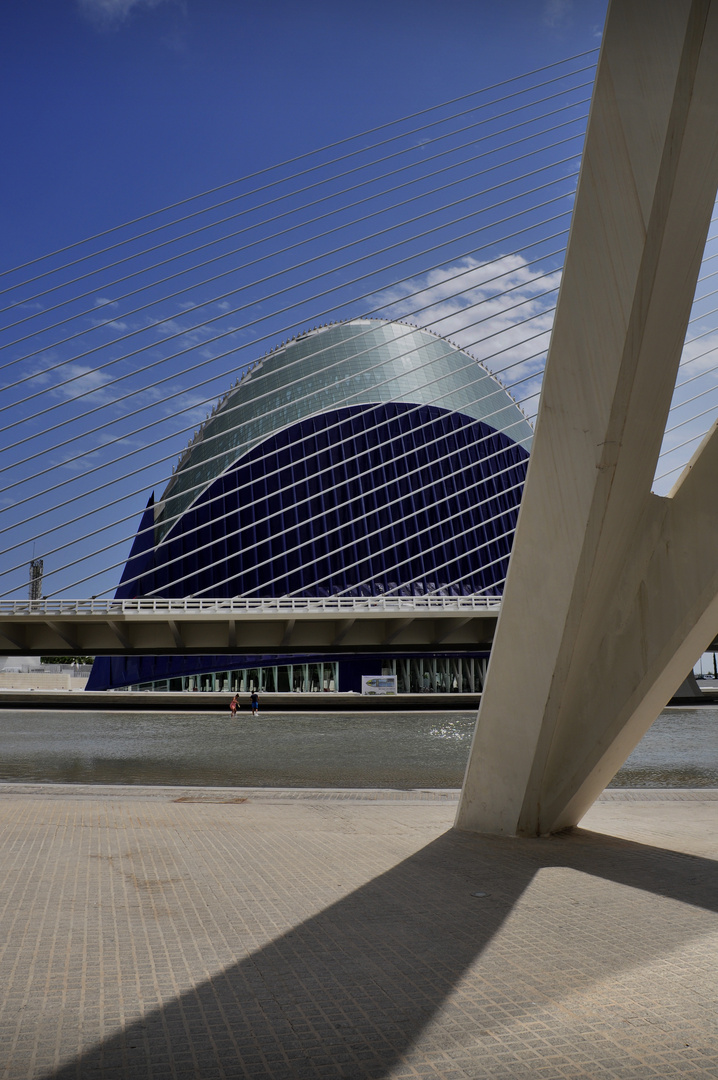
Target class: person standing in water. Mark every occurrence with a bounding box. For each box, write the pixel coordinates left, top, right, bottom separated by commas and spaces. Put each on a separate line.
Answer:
230, 693, 240, 716
250, 689, 259, 716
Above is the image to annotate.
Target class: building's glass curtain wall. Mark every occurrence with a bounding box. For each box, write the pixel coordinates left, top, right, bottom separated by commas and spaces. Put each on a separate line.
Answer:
124, 403, 527, 601
88, 319, 531, 694
126, 656, 489, 695
131, 662, 339, 695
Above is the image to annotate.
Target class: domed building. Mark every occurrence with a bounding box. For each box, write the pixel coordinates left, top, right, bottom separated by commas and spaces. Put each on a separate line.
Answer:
87, 318, 532, 694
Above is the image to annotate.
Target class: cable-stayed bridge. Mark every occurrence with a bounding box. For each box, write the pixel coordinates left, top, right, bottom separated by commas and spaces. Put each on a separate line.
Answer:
3, 0, 718, 835
0, 46, 593, 604
2, 36, 714, 606
0, 595, 499, 656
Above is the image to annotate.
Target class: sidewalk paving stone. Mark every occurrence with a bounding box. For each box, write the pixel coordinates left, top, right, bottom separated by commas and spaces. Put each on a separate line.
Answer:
0, 787, 716, 1078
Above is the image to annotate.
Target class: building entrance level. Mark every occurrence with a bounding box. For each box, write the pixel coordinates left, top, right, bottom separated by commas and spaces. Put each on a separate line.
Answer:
127, 656, 489, 694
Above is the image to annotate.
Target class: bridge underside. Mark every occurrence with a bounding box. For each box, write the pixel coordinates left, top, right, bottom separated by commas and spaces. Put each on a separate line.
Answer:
457, 0, 718, 837
0, 607, 497, 657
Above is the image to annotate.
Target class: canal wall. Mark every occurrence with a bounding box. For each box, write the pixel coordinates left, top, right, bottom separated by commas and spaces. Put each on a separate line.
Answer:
0, 689, 483, 711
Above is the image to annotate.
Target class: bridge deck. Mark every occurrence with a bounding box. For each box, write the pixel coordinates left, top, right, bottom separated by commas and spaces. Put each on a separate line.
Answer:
0, 596, 500, 656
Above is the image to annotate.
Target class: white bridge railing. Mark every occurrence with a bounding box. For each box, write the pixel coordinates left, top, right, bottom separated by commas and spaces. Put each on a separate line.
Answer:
0, 595, 502, 617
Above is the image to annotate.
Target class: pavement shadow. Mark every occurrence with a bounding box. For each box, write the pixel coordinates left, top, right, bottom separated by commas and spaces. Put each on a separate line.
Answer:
45, 825, 718, 1079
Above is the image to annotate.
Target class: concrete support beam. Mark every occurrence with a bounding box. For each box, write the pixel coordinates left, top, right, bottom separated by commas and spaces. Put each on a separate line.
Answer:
456, 0, 718, 837
332, 619, 356, 647
107, 621, 130, 650
383, 618, 413, 647
44, 621, 78, 651
435, 617, 473, 645
0, 627, 24, 651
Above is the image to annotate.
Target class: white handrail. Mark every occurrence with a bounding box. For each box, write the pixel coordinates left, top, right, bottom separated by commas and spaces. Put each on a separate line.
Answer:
0, 594, 502, 616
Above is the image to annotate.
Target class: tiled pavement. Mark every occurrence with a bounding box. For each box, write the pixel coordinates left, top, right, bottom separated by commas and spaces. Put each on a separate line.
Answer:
1, 785, 717, 1079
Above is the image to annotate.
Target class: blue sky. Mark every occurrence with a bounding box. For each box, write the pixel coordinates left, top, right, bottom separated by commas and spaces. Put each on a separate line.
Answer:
0, 0, 614, 601
0, 0, 606, 267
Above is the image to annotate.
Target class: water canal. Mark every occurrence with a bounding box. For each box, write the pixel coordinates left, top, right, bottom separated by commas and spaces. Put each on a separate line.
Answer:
0, 707, 717, 789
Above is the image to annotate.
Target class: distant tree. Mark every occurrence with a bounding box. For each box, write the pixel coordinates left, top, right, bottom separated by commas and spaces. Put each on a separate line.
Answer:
41, 656, 95, 665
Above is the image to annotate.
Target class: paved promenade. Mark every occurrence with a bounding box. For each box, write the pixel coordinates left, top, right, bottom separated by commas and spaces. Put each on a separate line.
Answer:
1, 785, 717, 1079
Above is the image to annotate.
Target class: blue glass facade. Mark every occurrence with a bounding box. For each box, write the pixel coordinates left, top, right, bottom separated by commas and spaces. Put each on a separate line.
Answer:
87, 319, 530, 692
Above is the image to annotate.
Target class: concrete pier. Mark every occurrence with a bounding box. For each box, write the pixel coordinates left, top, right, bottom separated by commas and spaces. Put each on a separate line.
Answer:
458, 0, 718, 837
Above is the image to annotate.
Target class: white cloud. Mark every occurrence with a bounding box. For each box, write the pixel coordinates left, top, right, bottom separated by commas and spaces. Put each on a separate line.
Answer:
50, 362, 119, 406
678, 330, 718, 378
374, 239, 718, 494
653, 329, 718, 492
543, 0, 573, 29
76, 0, 175, 28
24, 358, 58, 386
90, 317, 129, 332
169, 389, 212, 427
153, 316, 214, 345
56, 448, 103, 472
371, 253, 561, 420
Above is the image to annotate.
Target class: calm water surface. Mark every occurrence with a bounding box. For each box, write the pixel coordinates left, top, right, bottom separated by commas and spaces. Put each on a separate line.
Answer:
0, 707, 716, 788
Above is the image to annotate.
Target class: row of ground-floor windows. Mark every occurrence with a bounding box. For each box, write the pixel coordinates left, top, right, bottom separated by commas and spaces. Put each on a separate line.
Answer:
129, 656, 488, 694
382, 657, 488, 693
132, 662, 338, 694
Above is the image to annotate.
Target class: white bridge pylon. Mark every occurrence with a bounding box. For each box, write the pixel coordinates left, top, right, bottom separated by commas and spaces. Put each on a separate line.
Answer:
456, 0, 718, 837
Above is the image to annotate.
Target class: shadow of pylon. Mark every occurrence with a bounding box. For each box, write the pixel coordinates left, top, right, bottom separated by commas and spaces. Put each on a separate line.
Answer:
45, 825, 718, 1079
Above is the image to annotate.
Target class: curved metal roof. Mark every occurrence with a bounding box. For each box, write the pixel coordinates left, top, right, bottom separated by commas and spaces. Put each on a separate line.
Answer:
155, 318, 533, 540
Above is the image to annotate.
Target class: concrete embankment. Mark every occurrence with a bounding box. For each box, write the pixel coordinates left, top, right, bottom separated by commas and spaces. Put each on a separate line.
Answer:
0, 688, 482, 711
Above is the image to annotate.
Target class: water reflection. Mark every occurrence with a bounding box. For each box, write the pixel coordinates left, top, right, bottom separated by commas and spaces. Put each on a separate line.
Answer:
0, 707, 715, 789
612, 707, 718, 787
